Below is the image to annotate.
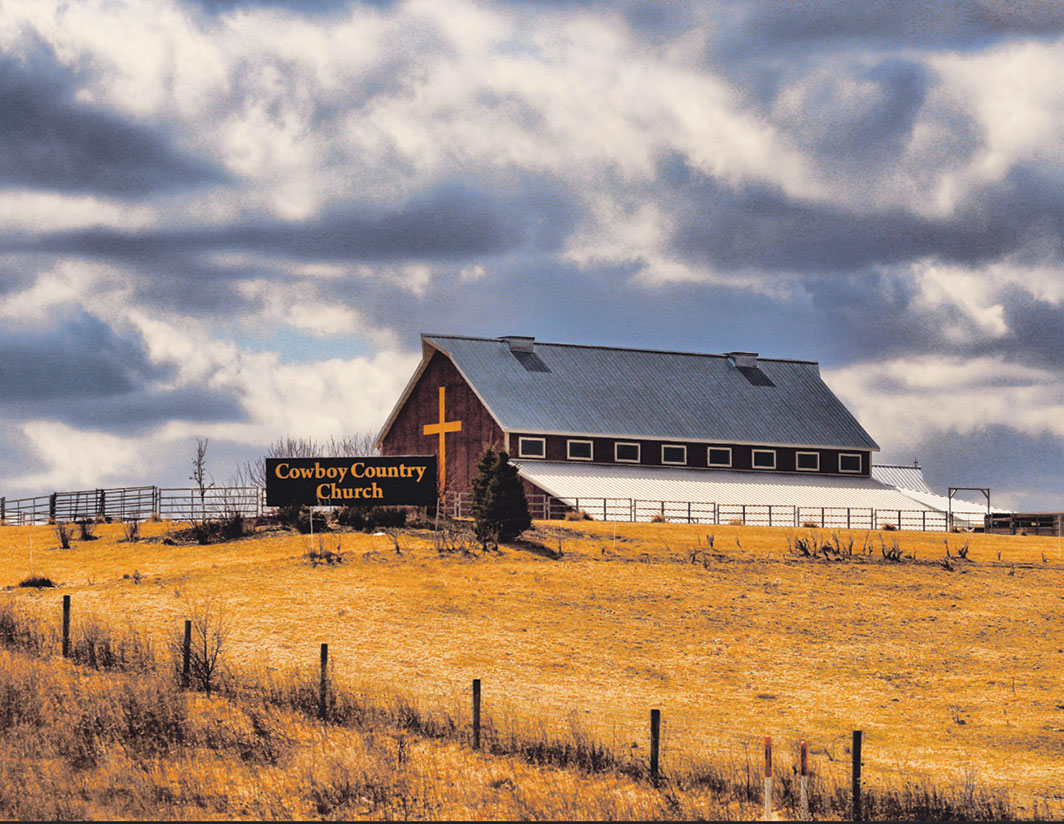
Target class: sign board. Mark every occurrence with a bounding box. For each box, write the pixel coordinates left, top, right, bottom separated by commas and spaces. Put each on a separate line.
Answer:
265, 456, 437, 507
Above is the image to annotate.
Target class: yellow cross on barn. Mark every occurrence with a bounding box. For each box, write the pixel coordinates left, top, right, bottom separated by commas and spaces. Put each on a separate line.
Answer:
423, 386, 462, 490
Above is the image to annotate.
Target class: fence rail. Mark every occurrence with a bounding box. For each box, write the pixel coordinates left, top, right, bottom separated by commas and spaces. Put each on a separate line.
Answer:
0, 485, 264, 525
440, 492, 954, 531
2, 484, 958, 532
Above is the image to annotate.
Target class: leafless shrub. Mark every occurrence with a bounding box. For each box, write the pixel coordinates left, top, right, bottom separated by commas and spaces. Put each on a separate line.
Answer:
649, 513, 668, 523
173, 599, 229, 697
56, 522, 73, 549
76, 519, 97, 541
306, 536, 346, 566
881, 538, 904, 562
123, 520, 140, 542
882, 522, 898, 531
434, 523, 477, 556
564, 509, 590, 521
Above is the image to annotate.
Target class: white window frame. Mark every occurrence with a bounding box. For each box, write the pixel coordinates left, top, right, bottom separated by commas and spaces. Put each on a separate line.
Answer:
752, 449, 776, 470
518, 436, 546, 459
839, 453, 862, 474
566, 439, 594, 461
796, 451, 820, 472
661, 444, 687, 465
614, 442, 641, 463
707, 447, 732, 467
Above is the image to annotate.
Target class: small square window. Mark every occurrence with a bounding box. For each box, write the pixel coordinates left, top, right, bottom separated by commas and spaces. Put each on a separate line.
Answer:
839, 453, 862, 473
518, 437, 545, 459
708, 447, 732, 467
662, 444, 687, 465
796, 451, 820, 472
567, 440, 593, 461
752, 449, 776, 469
615, 442, 640, 463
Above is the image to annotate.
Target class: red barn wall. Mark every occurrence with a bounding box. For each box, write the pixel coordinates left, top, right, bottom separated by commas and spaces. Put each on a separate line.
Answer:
380, 350, 505, 494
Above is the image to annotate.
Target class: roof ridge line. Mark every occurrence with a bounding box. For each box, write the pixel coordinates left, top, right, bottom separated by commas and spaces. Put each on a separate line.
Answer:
421, 333, 818, 364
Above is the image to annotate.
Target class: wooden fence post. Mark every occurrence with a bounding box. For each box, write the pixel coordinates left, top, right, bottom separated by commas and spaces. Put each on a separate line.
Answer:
319, 643, 328, 722
49, 493, 57, 522
800, 739, 809, 821
472, 678, 481, 749
650, 708, 661, 785
181, 620, 192, 688
62, 595, 70, 658
763, 735, 772, 821
1, 497, 5, 523
852, 729, 863, 821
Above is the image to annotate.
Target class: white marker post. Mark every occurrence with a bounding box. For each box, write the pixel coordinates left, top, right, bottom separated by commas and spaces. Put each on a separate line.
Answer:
764, 735, 773, 821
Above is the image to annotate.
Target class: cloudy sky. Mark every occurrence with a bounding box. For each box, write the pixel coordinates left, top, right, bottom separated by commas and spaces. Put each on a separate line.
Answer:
2, 0, 1064, 510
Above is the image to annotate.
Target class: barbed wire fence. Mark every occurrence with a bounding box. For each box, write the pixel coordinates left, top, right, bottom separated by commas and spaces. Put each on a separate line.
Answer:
28, 594, 1064, 821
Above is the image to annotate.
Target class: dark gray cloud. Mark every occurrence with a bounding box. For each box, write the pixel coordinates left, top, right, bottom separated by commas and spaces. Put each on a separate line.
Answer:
892, 425, 1064, 510
0, 313, 166, 402
0, 312, 244, 431
998, 291, 1064, 368
40, 386, 247, 432
317, 255, 844, 364
784, 60, 932, 168
668, 161, 1064, 275
0, 41, 226, 196
11, 175, 579, 266
731, 1, 1064, 53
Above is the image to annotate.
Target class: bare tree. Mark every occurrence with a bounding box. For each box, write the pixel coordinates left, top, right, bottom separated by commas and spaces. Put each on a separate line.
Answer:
174, 598, 229, 697
240, 433, 380, 488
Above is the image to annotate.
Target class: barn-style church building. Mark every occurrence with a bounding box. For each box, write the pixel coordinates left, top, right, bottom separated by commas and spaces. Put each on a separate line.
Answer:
376, 334, 989, 525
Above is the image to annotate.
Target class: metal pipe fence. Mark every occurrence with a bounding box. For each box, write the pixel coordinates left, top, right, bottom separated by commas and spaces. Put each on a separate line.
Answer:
440, 492, 952, 531
0, 485, 265, 525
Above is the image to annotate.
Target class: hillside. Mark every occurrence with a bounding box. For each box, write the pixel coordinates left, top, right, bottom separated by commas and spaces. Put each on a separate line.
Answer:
2, 518, 1063, 819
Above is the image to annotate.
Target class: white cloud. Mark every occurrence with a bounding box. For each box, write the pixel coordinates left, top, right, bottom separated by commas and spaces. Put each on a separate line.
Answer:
12, 421, 144, 491
826, 355, 1064, 453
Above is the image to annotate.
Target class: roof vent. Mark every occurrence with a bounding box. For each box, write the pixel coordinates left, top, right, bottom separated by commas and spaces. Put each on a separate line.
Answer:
503, 335, 535, 353
726, 351, 759, 369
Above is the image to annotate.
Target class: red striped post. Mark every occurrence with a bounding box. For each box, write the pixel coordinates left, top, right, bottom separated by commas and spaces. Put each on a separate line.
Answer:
800, 739, 809, 820
763, 735, 773, 820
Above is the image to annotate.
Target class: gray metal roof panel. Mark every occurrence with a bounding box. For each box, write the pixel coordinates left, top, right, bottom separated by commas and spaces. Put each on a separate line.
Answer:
871, 464, 934, 494
427, 335, 879, 450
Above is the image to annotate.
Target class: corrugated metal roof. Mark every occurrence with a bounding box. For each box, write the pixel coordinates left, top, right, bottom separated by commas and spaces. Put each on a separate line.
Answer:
871, 464, 933, 493
871, 464, 1009, 518
426, 335, 879, 450
513, 460, 932, 511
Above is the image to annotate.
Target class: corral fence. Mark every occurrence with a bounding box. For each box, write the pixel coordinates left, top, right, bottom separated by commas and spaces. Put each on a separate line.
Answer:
3, 484, 964, 533
0, 485, 265, 526
440, 492, 954, 531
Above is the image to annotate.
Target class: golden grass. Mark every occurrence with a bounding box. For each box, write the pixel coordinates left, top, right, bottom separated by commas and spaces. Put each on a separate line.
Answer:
3, 518, 1064, 817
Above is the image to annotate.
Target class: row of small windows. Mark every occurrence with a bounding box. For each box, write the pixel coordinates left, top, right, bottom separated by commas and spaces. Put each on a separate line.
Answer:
516, 437, 862, 473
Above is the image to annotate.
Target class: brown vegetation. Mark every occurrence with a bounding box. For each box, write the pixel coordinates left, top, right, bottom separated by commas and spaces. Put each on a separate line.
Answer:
1, 518, 1063, 819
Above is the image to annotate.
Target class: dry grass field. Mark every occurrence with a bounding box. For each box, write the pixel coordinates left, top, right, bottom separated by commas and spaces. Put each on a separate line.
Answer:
2, 516, 1064, 819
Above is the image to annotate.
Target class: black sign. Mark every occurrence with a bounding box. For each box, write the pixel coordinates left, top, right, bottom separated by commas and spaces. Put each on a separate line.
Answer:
266, 456, 437, 507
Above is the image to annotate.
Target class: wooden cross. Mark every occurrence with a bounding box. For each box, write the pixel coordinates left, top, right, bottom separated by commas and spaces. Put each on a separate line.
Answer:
423, 385, 462, 490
